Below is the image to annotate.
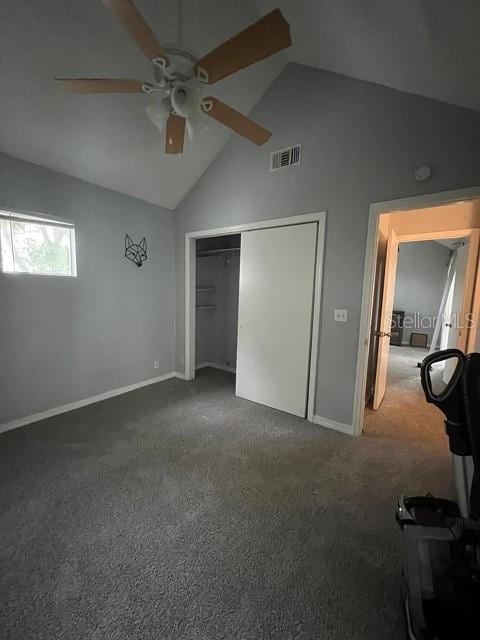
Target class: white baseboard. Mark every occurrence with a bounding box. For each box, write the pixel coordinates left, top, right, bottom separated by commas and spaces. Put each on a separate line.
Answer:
196, 362, 236, 374
1, 372, 352, 440
0, 371, 176, 435
400, 341, 431, 348
313, 414, 354, 436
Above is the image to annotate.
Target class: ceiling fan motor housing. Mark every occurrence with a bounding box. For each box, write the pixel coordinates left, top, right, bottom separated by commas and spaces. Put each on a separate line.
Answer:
57, 1, 291, 154
153, 45, 198, 88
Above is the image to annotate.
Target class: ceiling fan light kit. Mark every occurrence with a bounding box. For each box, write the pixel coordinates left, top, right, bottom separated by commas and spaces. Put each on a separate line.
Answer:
56, 0, 292, 155
170, 82, 200, 119
185, 113, 209, 142
145, 98, 170, 134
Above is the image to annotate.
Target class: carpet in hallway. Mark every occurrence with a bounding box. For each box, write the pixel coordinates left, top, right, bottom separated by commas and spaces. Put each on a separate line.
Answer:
363, 345, 450, 451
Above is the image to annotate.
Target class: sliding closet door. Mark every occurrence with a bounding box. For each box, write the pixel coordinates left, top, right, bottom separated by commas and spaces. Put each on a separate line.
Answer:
236, 223, 317, 417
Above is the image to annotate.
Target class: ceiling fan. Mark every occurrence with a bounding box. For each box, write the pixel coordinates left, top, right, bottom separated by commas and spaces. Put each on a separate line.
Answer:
56, 0, 292, 154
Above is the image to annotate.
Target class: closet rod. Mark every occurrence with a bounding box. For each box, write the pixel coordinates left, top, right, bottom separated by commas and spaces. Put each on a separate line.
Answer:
197, 247, 240, 257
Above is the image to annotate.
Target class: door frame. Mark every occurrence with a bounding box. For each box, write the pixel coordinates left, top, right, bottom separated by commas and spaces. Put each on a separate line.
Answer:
372, 227, 399, 410
185, 211, 326, 423
395, 228, 480, 354
353, 186, 480, 436
371, 226, 479, 411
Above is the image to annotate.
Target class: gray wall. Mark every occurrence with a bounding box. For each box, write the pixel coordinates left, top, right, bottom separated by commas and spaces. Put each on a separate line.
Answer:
195, 255, 216, 366
195, 252, 240, 369
217, 251, 240, 369
393, 241, 450, 346
175, 63, 480, 426
0, 153, 175, 424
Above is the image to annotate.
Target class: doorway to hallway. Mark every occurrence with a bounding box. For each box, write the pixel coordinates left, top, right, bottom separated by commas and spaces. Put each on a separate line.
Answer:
362, 199, 480, 443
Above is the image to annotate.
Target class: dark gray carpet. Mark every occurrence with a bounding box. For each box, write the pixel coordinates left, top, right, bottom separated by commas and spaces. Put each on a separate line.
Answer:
0, 368, 452, 639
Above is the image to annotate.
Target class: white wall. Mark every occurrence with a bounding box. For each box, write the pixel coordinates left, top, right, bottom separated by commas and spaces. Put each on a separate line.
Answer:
174, 63, 480, 428
393, 241, 450, 346
0, 153, 175, 425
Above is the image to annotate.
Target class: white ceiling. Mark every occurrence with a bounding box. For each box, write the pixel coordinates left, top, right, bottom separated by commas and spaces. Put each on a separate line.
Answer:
0, 0, 285, 209
256, 0, 480, 112
1, 1, 479, 210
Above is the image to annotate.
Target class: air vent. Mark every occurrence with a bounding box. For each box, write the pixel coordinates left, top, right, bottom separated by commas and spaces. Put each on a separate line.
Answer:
270, 144, 302, 172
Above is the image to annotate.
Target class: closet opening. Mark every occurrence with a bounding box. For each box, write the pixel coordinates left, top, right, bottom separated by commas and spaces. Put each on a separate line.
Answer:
184, 212, 326, 423
195, 234, 241, 376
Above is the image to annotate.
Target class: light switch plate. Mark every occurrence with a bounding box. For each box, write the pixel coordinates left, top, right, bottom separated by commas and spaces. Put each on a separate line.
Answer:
334, 309, 348, 322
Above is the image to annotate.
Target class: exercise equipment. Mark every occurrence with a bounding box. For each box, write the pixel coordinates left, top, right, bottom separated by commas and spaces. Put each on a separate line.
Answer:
396, 349, 480, 639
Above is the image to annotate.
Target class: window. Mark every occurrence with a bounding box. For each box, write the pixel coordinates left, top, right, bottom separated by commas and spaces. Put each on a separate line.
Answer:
0, 210, 76, 276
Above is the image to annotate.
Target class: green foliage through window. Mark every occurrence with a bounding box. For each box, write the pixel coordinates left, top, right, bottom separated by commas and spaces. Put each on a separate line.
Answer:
0, 214, 76, 276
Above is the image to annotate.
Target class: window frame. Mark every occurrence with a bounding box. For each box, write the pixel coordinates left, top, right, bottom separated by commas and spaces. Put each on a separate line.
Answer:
0, 208, 77, 278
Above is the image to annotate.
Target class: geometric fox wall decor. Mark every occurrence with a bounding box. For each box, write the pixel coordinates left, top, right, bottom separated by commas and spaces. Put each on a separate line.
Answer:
125, 234, 147, 267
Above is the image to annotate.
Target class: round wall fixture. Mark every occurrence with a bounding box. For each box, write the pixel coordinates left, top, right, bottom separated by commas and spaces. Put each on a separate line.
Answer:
414, 165, 432, 182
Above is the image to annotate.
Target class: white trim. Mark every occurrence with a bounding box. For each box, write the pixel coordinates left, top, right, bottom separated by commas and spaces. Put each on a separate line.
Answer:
174, 371, 187, 380
396, 228, 477, 243
313, 415, 353, 435
184, 211, 326, 424
196, 361, 236, 374
0, 205, 75, 227
307, 215, 325, 422
185, 212, 325, 240
352, 185, 480, 437
0, 372, 176, 434
184, 229, 195, 380
399, 341, 433, 348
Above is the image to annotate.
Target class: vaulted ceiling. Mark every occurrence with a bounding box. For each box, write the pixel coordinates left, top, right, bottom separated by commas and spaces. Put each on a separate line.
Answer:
0, 0, 285, 209
256, 0, 480, 112
1, 1, 479, 210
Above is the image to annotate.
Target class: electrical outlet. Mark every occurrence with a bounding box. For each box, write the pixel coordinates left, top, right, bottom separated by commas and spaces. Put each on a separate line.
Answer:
153, 360, 160, 369
334, 309, 348, 322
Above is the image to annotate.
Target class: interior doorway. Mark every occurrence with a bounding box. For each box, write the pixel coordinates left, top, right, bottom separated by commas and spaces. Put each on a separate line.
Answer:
360, 198, 480, 442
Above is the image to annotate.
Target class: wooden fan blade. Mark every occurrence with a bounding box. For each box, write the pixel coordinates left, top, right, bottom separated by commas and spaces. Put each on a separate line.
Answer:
202, 97, 271, 145
195, 9, 291, 84
165, 114, 185, 154
102, 0, 168, 61
56, 78, 146, 93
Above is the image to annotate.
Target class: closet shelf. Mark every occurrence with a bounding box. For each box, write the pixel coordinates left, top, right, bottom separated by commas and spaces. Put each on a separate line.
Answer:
196, 305, 216, 310
196, 287, 216, 292
197, 248, 240, 257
